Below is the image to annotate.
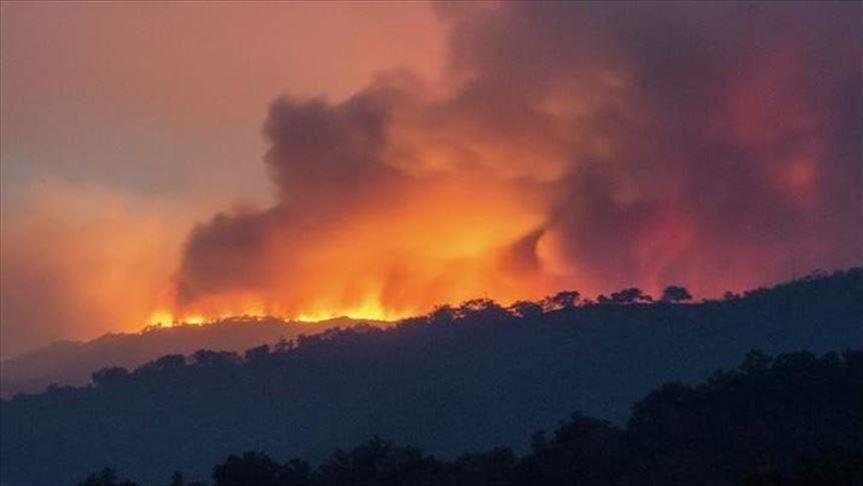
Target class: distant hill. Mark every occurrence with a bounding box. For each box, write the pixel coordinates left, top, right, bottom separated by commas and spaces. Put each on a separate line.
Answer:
77, 349, 863, 486
2, 269, 861, 485
0, 316, 380, 396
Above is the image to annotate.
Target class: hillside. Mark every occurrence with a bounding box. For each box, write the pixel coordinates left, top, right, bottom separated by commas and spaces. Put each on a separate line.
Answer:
0, 316, 377, 396
2, 269, 861, 485
79, 349, 863, 486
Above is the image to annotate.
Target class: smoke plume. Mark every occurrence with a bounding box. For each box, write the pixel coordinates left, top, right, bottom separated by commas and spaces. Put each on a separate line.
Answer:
174, 2, 862, 319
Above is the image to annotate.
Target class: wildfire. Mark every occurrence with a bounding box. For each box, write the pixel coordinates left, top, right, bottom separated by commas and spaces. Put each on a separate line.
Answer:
133, 5, 848, 336
294, 296, 412, 323
146, 310, 209, 327
145, 294, 410, 328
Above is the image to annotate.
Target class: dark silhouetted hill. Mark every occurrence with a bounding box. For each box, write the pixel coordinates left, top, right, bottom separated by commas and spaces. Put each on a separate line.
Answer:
2, 269, 861, 485
0, 316, 377, 396
76, 349, 863, 486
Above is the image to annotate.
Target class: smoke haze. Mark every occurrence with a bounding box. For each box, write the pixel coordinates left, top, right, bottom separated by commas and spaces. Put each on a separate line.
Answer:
1, 2, 860, 355
175, 2, 862, 319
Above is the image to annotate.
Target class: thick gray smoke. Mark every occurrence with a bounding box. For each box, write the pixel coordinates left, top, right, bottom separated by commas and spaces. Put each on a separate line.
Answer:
175, 2, 862, 316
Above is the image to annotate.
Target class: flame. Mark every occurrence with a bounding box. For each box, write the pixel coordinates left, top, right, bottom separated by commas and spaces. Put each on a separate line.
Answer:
146, 305, 400, 328
146, 310, 209, 327
145, 290, 409, 327
146, 310, 175, 326
138, 9, 849, 333
157, 175, 556, 328
295, 295, 411, 322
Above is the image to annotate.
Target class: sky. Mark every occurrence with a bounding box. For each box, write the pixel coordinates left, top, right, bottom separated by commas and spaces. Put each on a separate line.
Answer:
0, 1, 445, 356
1, 1, 860, 358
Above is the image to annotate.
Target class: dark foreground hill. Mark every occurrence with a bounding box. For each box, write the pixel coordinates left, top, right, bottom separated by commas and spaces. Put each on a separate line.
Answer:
81, 349, 863, 486
0, 316, 372, 396
2, 269, 861, 485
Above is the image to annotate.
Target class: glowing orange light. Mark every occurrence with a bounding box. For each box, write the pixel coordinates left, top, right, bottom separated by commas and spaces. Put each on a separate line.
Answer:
146, 310, 175, 326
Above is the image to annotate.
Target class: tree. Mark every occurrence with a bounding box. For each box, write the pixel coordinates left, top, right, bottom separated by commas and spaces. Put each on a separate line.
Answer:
169, 471, 184, 486
742, 454, 782, 486
451, 447, 517, 485
600, 288, 653, 304
509, 300, 543, 319
541, 291, 581, 311
661, 286, 692, 303
456, 298, 508, 320
192, 350, 240, 367
244, 344, 270, 363
92, 367, 129, 387
518, 414, 627, 485
274, 337, 296, 353
740, 349, 772, 375
77, 468, 139, 486
316, 436, 442, 486
134, 355, 186, 375
212, 452, 283, 486
429, 305, 456, 325
281, 459, 313, 486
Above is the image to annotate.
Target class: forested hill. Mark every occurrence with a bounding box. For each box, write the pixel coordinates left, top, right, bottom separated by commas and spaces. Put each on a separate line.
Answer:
79, 349, 863, 486
2, 269, 861, 485
0, 316, 372, 396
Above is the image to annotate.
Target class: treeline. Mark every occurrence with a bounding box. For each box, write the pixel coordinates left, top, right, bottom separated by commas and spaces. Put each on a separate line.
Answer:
79, 349, 863, 486
73, 267, 862, 388
4, 268, 861, 485
6, 265, 832, 398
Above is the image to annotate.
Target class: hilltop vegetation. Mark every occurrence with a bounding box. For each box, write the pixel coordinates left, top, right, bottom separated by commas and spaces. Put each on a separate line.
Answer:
2, 269, 861, 484
81, 349, 863, 486
0, 316, 369, 396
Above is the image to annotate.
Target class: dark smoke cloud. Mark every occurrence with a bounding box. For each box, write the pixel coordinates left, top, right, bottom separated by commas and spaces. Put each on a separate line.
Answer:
176, 1, 862, 314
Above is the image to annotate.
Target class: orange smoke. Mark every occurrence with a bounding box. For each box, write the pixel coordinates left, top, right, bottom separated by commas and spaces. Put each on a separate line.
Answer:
163, 3, 861, 324
0, 181, 190, 354
165, 174, 555, 323
5, 3, 859, 355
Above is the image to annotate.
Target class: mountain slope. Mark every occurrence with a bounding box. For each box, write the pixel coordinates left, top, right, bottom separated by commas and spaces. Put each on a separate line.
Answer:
78, 349, 863, 486
0, 316, 377, 396
2, 269, 861, 485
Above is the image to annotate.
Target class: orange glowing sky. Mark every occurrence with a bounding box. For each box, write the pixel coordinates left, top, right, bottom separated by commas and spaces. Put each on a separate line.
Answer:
1, 2, 446, 355
1, 2, 860, 358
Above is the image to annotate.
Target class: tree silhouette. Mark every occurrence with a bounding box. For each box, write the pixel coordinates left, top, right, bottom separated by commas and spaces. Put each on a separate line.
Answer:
429, 304, 456, 325
91, 367, 129, 387
73, 347, 863, 486
661, 286, 692, 303
456, 298, 509, 320
14, 269, 863, 486
599, 288, 653, 304
212, 452, 285, 486
541, 291, 581, 311
77, 468, 139, 486
192, 350, 240, 367
170, 471, 185, 486
244, 344, 270, 363
135, 354, 186, 375
508, 300, 543, 319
